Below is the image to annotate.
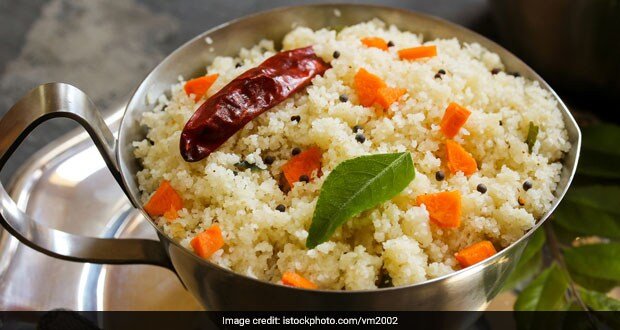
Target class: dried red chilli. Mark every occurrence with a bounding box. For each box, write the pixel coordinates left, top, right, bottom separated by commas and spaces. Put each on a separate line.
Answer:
180, 46, 330, 162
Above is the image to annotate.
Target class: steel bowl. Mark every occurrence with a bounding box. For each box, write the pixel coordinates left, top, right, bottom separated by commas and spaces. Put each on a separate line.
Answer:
0, 4, 581, 311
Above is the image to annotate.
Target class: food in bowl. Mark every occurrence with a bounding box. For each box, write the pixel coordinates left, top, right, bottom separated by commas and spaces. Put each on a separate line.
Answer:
133, 20, 570, 290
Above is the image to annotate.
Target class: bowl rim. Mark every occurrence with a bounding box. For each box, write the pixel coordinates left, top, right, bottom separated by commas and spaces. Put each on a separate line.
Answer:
117, 2, 582, 294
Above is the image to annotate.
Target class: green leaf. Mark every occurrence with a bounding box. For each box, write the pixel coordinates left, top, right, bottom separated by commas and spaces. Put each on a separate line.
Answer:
578, 150, 620, 179
564, 243, 620, 281
306, 152, 415, 248
570, 270, 619, 293
234, 160, 262, 171
503, 229, 546, 291
554, 186, 620, 239
581, 124, 620, 156
526, 121, 539, 153
579, 288, 620, 311
514, 263, 569, 311
578, 124, 620, 179
579, 289, 620, 328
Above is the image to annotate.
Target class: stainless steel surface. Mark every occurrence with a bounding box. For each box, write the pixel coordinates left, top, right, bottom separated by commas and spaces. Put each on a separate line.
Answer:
97, 213, 200, 311
0, 4, 581, 311
0, 109, 200, 310
0, 83, 172, 268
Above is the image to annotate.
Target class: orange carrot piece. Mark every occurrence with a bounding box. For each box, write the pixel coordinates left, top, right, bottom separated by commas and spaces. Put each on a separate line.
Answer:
445, 140, 478, 176
455, 241, 497, 268
354, 68, 386, 107
144, 180, 184, 218
354, 68, 406, 113
190, 224, 225, 259
184, 74, 219, 101
281, 147, 322, 187
416, 190, 462, 228
440, 102, 471, 138
376, 86, 406, 110
282, 272, 318, 289
361, 37, 389, 51
398, 45, 437, 60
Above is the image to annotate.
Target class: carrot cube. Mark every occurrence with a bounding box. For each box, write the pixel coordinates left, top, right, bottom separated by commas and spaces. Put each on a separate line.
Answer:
398, 45, 437, 60
445, 140, 478, 176
354, 68, 387, 107
455, 241, 497, 268
416, 190, 462, 228
191, 224, 224, 259
376, 87, 406, 110
281, 147, 322, 188
361, 37, 389, 51
282, 272, 318, 289
440, 102, 471, 138
184, 74, 219, 101
144, 180, 184, 219
353, 68, 406, 114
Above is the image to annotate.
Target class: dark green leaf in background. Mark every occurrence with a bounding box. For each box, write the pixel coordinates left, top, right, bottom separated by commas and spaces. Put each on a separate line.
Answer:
578, 150, 620, 180
514, 263, 569, 311
579, 289, 620, 328
306, 152, 415, 248
554, 186, 620, 239
580, 124, 620, 156
578, 124, 620, 179
570, 270, 619, 293
564, 243, 620, 281
579, 288, 620, 311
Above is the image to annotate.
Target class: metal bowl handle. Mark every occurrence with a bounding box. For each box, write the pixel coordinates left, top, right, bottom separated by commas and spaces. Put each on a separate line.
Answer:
0, 83, 173, 269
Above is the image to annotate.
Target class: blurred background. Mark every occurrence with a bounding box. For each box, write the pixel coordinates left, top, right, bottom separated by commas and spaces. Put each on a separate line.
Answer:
2, 0, 618, 182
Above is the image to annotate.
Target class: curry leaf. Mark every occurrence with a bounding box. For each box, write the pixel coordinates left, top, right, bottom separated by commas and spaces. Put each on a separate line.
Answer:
514, 263, 569, 311
577, 289, 620, 329
564, 243, 620, 281
554, 186, 620, 239
581, 124, 620, 155
579, 288, 620, 311
526, 121, 539, 153
306, 152, 415, 248
234, 160, 262, 171
570, 270, 619, 293
578, 150, 620, 179
578, 124, 620, 179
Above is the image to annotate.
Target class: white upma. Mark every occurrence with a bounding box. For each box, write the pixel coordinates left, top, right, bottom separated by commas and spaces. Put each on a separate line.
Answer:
134, 20, 570, 290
